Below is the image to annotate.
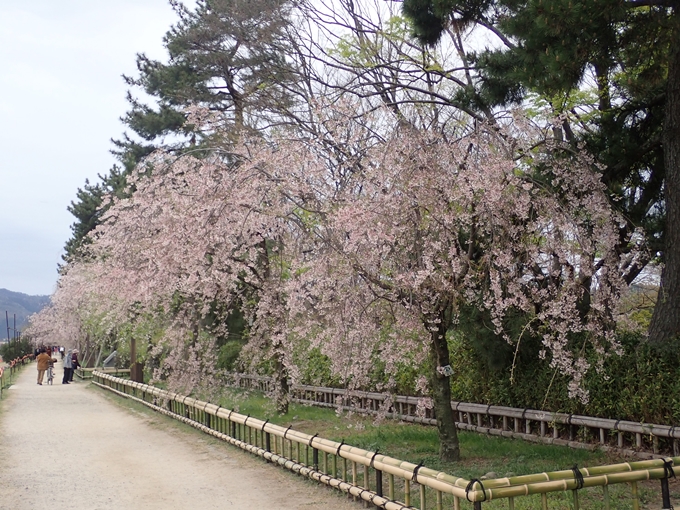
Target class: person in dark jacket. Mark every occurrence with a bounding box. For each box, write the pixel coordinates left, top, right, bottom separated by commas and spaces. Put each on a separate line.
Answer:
69, 349, 80, 382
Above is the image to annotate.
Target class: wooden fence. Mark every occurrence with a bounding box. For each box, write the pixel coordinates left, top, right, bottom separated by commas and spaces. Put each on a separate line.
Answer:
225, 374, 680, 460
93, 371, 679, 510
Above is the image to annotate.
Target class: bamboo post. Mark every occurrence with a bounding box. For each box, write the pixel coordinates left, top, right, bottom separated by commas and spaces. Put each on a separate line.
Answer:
541, 492, 548, 510
376, 469, 383, 497
363, 464, 369, 489
436, 489, 442, 510
602, 484, 610, 510
572, 490, 579, 510
508, 496, 514, 510
420, 483, 426, 509
389, 473, 395, 499
631, 481, 640, 510
404, 479, 411, 507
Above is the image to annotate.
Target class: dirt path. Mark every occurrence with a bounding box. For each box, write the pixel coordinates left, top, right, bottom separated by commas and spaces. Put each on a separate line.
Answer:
0, 362, 360, 510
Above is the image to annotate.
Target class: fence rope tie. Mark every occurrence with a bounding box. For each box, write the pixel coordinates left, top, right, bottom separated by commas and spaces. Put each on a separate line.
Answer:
370, 449, 380, 468
203, 402, 210, 412
466, 478, 487, 502
261, 419, 269, 432
663, 459, 676, 479
411, 460, 425, 483
308, 433, 319, 447
244, 415, 251, 427
572, 465, 584, 490
336, 440, 345, 457
283, 425, 293, 440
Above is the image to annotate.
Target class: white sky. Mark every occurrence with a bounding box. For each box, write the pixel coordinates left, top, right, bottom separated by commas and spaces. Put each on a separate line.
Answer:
0, 0, 191, 296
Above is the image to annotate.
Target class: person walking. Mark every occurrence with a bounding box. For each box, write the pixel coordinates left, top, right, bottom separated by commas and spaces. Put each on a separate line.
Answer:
36, 348, 55, 385
69, 349, 80, 382
62, 349, 73, 384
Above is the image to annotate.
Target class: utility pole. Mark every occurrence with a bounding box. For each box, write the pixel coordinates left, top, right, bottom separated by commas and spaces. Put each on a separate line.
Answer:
5, 311, 9, 343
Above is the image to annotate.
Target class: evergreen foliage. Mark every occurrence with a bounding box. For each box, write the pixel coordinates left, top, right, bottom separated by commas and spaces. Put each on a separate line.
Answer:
63, 167, 128, 262
0, 337, 33, 361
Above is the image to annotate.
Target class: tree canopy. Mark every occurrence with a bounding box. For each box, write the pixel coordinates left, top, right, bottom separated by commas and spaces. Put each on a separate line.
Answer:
402, 0, 680, 345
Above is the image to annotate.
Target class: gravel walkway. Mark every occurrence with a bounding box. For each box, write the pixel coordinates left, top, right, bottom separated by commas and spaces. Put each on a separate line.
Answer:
0, 361, 360, 510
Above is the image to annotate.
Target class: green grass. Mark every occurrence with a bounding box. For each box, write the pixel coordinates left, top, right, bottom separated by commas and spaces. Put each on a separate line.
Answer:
208, 387, 680, 509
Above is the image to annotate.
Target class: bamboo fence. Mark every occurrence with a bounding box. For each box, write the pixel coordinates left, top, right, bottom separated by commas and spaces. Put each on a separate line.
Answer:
93, 371, 679, 510
224, 374, 680, 459
0, 355, 30, 398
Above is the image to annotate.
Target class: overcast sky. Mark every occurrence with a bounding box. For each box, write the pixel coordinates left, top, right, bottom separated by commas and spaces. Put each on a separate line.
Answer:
0, 0, 191, 296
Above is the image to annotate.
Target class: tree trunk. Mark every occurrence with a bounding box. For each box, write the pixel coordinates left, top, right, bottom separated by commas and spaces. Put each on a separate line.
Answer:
427, 310, 460, 462
274, 353, 289, 414
649, 8, 680, 347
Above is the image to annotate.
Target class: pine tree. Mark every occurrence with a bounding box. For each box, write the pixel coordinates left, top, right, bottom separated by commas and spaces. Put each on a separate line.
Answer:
115, 0, 297, 164
62, 167, 127, 263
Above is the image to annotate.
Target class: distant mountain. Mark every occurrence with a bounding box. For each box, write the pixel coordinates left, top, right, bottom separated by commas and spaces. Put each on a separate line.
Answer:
0, 288, 50, 338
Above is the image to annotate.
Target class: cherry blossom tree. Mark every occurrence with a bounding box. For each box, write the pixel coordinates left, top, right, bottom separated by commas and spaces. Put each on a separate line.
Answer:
272, 112, 626, 460
35, 102, 628, 460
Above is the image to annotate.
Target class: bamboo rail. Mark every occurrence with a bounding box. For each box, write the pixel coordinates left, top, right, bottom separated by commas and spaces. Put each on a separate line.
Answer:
225, 374, 680, 459
74, 366, 130, 380
93, 371, 679, 509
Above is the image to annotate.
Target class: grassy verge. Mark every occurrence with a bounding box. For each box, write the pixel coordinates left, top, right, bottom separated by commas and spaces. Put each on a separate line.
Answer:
0, 364, 24, 398
210, 386, 679, 510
